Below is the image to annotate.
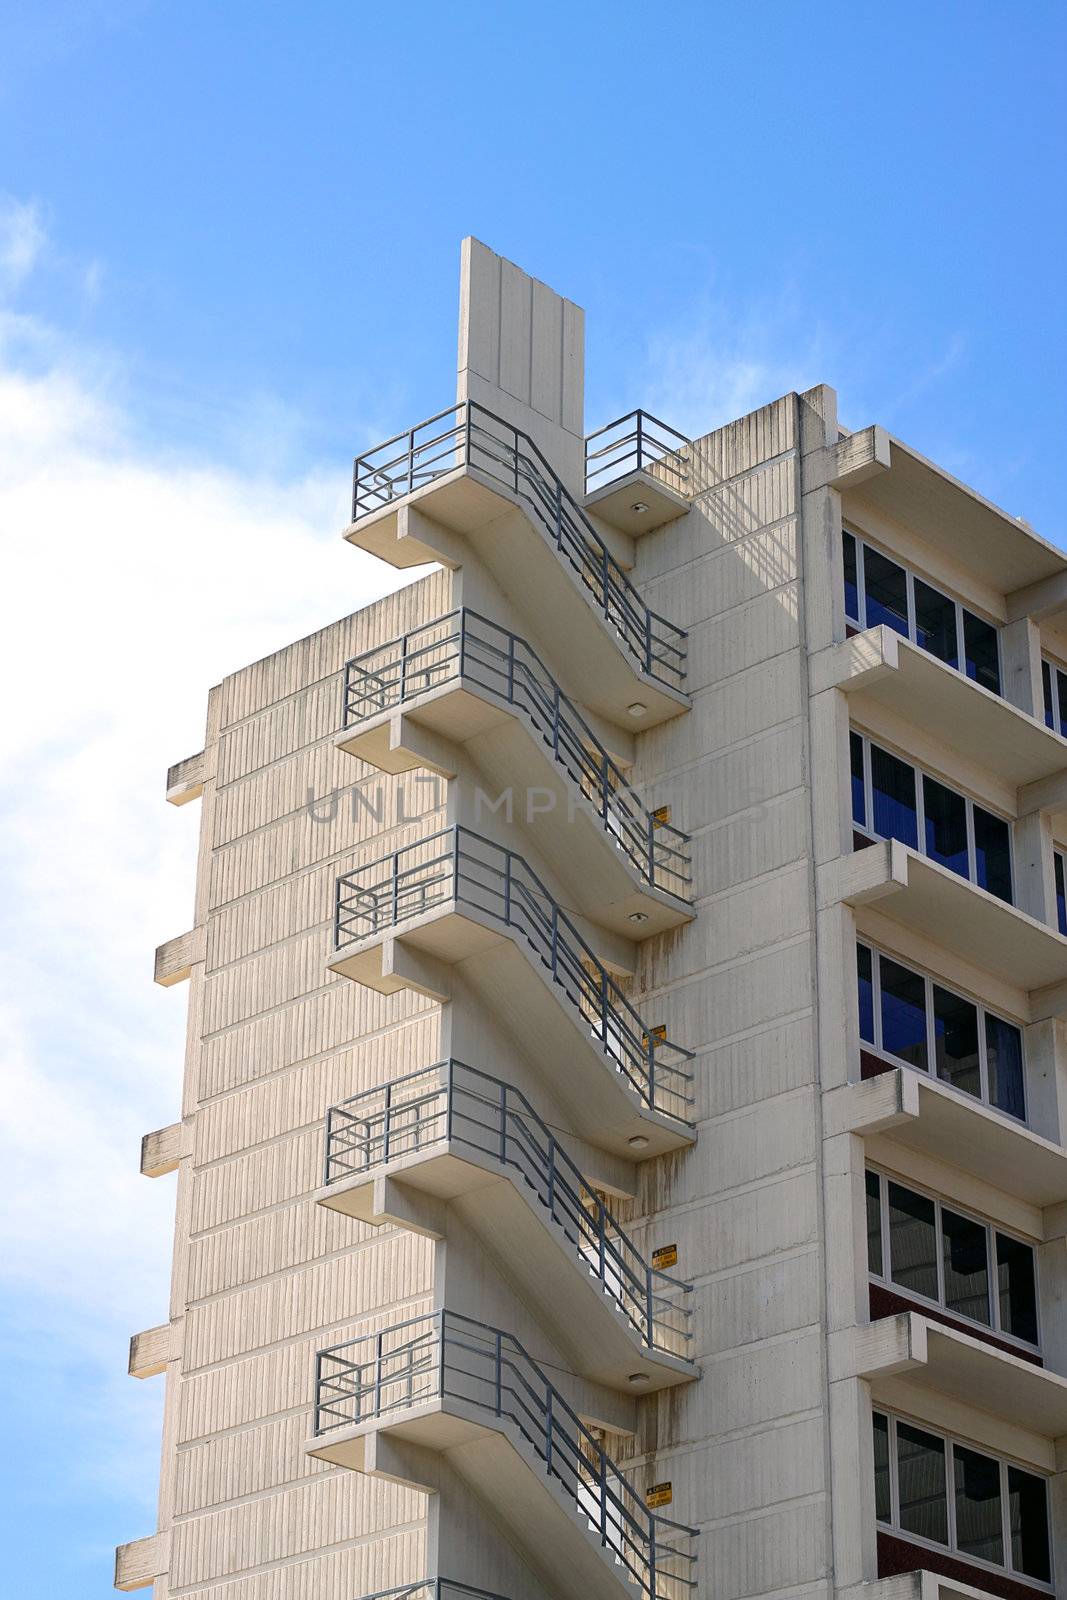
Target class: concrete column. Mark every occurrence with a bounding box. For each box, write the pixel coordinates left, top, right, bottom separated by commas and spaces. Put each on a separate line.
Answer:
1000, 616, 1044, 718
1014, 807, 1054, 924
1023, 1016, 1066, 1145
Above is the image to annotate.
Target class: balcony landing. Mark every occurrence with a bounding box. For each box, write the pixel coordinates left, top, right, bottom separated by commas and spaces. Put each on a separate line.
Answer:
317, 1151, 696, 1392
328, 911, 693, 1159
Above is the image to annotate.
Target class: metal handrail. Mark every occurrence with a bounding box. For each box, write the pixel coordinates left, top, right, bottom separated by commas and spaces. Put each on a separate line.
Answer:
332, 827, 695, 1124
352, 1584, 514, 1600
342, 608, 691, 899
351, 400, 687, 692
323, 1059, 692, 1355
584, 411, 690, 498
314, 1310, 698, 1600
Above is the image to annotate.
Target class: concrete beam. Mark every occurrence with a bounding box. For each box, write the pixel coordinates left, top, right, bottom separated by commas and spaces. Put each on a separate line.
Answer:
140, 1122, 183, 1178
114, 1532, 169, 1592
165, 748, 212, 806
128, 1321, 181, 1380
804, 424, 891, 494
1007, 567, 1067, 624
154, 927, 205, 987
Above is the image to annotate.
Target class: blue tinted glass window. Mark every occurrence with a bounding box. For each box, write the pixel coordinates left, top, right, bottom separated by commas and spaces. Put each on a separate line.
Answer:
857, 943, 874, 1043
1057, 668, 1067, 737
986, 1014, 1025, 1120
843, 531, 860, 623
933, 984, 981, 1098
1042, 660, 1055, 729
996, 1232, 1038, 1345
941, 1208, 991, 1326
923, 776, 968, 879
880, 957, 928, 1070
914, 579, 959, 669
888, 1182, 938, 1301
954, 1446, 1003, 1567
896, 1424, 948, 1546
963, 611, 1001, 695
1008, 1467, 1051, 1583
866, 1170, 883, 1276
863, 548, 909, 636
974, 806, 1012, 903
870, 744, 917, 847
1056, 852, 1067, 936
850, 731, 866, 827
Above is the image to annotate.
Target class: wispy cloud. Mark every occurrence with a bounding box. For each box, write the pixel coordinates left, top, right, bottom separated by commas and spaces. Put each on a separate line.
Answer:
0, 200, 420, 1576
0, 194, 46, 294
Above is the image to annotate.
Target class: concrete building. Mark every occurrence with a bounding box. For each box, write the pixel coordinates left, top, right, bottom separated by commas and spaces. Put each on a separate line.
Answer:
117, 238, 1067, 1600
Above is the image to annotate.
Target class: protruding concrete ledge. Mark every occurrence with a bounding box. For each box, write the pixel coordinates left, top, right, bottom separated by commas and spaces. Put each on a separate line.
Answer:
837, 1311, 1067, 1439
583, 468, 690, 536
805, 423, 891, 493
1008, 566, 1067, 626
165, 748, 213, 806
128, 1321, 181, 1379
140, 1122, 183, 1178
824, 1068, 1067, 1211
153, 927, 205, 987
114, 1531, 169, 1592
840, 430, 1065, 597
839, 1571, 1005, 1600
820, 839, 1067, 991
811, 626, 1067, 789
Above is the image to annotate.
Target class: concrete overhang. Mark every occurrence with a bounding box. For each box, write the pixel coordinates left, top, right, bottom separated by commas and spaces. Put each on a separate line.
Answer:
825, 1068, 1067, 1212
812, 628, 1067, 792
344, 482, 689, 730
327, 916, 694, 1160
316, 1153, 696, 1393
825, 839, 1067, 993
335, 694, 692, 939
306, 1406, 660, 1600
840, 1570, 1036, 1600
841, 431, 1064, 599
583, 469, 690, 537
842, 1311, 1067, 1441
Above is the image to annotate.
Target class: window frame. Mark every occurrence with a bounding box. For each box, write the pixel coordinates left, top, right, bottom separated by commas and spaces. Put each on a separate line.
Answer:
873, 1408, 1054, 1591
843, 529, 1002, 697
851, 730, 1015, 903
1040, 654, 1067, 737
866, 1165, 1041, 1354
1054, 847, 1067, 937
856, 939, 1027, 1123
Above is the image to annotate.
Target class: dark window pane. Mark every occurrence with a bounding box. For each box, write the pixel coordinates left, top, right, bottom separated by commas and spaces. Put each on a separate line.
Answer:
866, 1170, 883, 1276
1008, 1466, 1051, 1582
954, 1445, 1004, 1566
963, 610, 1001, 695
1056, 851, 1066, 936
857, 944, 875, 1044
974, 806, 1012, 903
1057, 667, 1067, 737
864, 548, 909, 636
941, 1209, 990, 1325
996, 1233, 1039, 1345
871, 745, 918, 848
933, 985, 981, 1098
1042, 659, 1055, 729
888, 1181, 938, 1301
922, 776, 968, 879
896, 1421, 948, 1545
881, 959, 929, 1070
843, 531, 860, 623
986, 1015, 1025, 1120
914, 580, 959, 669
851, 731, 866, 828
873, 1412, 891, 1523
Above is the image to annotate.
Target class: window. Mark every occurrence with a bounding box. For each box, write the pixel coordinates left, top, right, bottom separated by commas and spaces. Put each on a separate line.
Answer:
866, 1168, 1040, 1350
1055, 849, 1067, 936
1041, 656, 1067, 736
851, 732, 1013, 904
856, 943, 1026, 1121
843, 530, 1001, 696
873, 1410, 1052, 1586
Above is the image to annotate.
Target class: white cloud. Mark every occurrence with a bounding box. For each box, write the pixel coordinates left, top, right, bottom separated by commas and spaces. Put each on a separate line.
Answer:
0, 213, 422, 1517
0, 195, 46, 294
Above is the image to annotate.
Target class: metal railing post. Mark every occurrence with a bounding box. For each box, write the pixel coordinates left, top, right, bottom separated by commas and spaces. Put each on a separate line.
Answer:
635, 411, 645, 474
438, 1312, 446, 1401
498, 1078, 507, 1164
322, 1111, 332, 1187
547, 1136, 555, 1217
408, 428, 415, 497
464, 401, 472, 467
392, 849, 400, 929
375, 1330, 384, 1420
545, 1386, 553, 1477
494, 1329, 503, 1416
446, 1059, 455, 1142
313, 1349, 322, 1431
383, 1080, 393, 1164
646, 1267, 655, 1348
400, 631, 409, 704
451, 832, 460, 904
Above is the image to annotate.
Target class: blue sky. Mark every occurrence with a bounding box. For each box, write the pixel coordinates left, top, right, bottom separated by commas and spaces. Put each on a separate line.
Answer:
0, 2, 1064, 1595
